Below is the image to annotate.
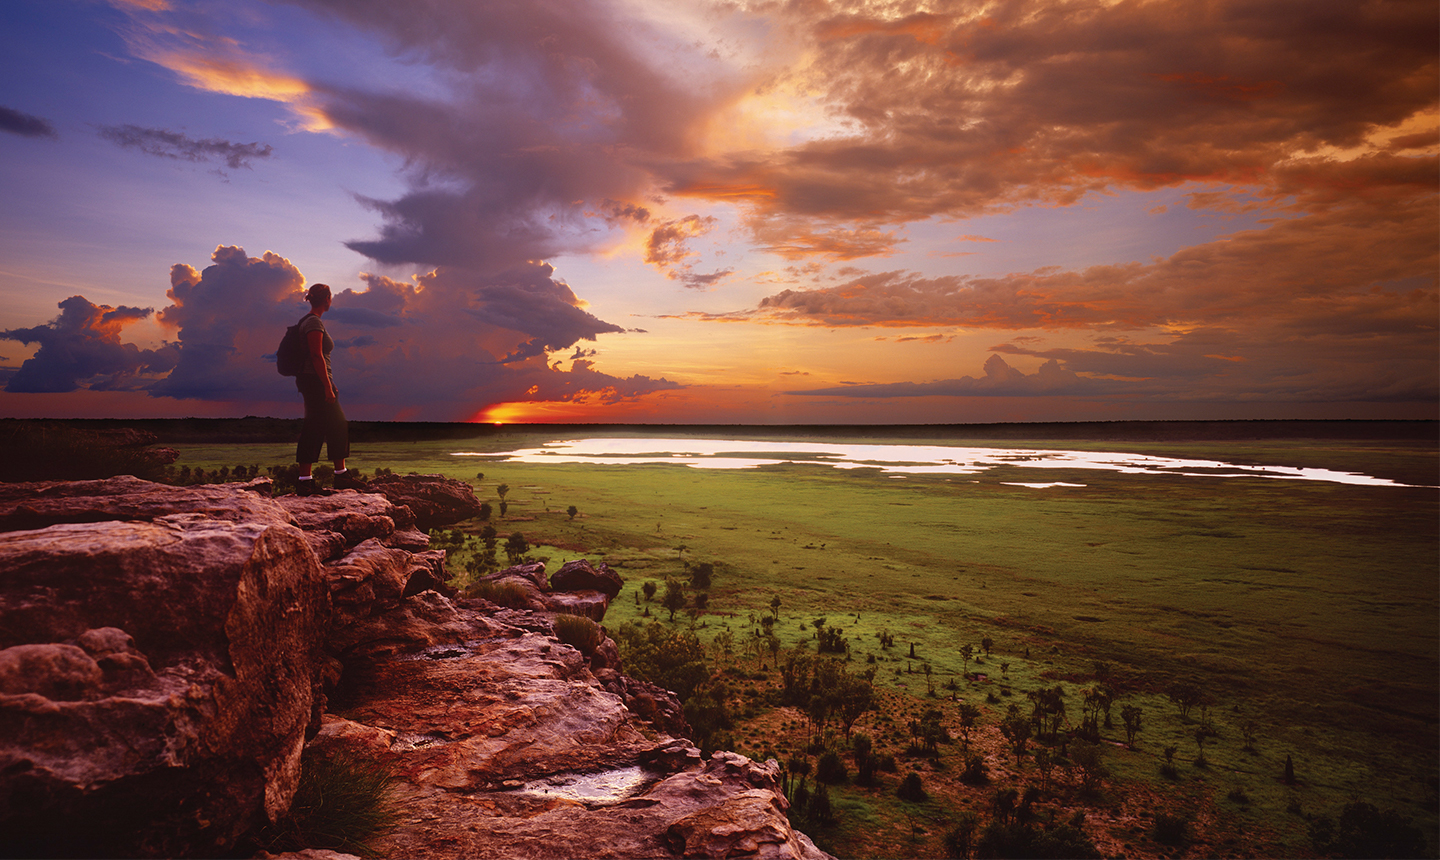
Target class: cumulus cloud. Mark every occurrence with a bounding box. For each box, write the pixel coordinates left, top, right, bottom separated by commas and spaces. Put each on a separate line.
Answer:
0, 106, 58, 139
0, 297, 176, 392
137, 245, 665, 419
96, 124, 273, 170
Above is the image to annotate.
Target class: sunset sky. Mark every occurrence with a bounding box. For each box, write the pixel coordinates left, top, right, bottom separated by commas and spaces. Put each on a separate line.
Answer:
1, 0, 1435, 424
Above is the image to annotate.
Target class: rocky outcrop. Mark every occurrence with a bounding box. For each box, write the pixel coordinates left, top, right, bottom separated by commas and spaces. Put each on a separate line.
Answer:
365, 473, 482, 530
0, 507, 329, 857
0, 475, 829, 860
318, 605, 826, 860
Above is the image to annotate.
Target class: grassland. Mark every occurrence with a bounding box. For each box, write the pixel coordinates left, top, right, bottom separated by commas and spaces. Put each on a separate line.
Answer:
170, 428, 1439, 858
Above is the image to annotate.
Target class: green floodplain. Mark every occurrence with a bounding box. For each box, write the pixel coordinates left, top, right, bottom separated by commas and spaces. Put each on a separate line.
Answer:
160, 420, 1437, 857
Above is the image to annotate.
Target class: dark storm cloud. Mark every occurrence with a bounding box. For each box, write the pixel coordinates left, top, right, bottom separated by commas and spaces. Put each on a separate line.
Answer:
0, 296, 176, 393
288, 0, 715, 271
0, 106, 59, 139
96, 124, 273, 169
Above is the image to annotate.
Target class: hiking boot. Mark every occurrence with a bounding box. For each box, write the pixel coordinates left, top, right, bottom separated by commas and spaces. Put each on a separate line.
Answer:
295, 478, 323, 496
334, 471, 369, 491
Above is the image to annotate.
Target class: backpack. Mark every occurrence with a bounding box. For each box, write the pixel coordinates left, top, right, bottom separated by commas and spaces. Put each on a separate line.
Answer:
275, 314, 313, 376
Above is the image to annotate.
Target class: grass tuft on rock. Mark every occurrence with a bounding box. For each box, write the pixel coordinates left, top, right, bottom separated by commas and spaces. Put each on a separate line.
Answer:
259, 744, 399, 858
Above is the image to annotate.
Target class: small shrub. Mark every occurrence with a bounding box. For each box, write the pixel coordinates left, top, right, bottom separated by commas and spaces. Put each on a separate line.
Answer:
960, 754, 989, 785
897, 771, 927, 802
877, 753, 898, 773
553, 614, 603, 655
1152, 813, 1189, 846
1226, 786, 1251, 806
808, 783, 835, 826
815, 750, 848, 784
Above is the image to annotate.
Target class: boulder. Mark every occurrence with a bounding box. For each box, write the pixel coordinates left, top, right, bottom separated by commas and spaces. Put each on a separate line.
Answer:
0, 513, 329, 858
365, 474, 482, 530
545, 589, 610, 622
550, 558, 624, 599
469, 570, 549, 612
325, 541, 454, 631
275, 492, 411, 545
485, 560, 547, 590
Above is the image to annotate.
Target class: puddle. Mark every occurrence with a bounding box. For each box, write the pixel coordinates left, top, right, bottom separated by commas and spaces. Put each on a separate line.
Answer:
454, 438, 1426, 488
390, 731, 449, 751
518, 766, 652, 804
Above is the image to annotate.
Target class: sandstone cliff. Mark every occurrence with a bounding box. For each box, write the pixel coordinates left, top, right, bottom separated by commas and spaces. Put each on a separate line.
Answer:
0, 476, 829, 860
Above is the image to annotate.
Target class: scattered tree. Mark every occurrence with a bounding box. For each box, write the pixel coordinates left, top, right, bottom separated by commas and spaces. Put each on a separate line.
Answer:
1034, 747, 1054, 791
1167, 681, 1205, 719
957, 703, 981, 752
1070, 739, 1108, 793
566, 505, 578, 520
642, 581, 657, 603
1027, 685, 1067, 740
852, 733, 877, 786
1121, 705, 1143, 747
1241, 720, 1259, 752
689, 561, 713, 590
944, 812, 980, 860
503, 532, 529, 565
1000, 706, 1032, 764
980, 636, 993, 657
662, 578, 687, 621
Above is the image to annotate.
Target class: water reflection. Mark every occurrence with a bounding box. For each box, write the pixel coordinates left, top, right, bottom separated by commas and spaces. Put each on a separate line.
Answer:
454, 438, 1420, 488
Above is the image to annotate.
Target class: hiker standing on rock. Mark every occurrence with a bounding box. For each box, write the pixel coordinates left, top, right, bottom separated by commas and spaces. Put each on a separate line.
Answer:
293, 283, 365, 495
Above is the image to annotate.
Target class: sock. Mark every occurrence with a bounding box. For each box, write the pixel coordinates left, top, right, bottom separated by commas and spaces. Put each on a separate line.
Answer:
298, 475, 314, 482
335, 469, 348, 475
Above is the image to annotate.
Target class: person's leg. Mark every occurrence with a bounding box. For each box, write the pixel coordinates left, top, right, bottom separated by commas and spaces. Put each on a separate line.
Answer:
324, 394, 367, 490
295, 376, 327, 494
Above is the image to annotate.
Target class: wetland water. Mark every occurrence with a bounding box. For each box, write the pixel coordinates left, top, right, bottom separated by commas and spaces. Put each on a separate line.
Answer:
455, 438, 1424, 488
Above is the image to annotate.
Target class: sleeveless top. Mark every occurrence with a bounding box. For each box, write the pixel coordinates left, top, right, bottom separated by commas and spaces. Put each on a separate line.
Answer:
296, 313, 333, 382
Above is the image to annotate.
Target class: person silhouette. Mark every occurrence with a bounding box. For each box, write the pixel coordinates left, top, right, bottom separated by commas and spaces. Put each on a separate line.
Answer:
293, 283, 365, 494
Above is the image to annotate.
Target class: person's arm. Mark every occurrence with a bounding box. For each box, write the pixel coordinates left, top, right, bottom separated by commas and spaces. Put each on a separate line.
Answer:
306, 330, 335, 402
